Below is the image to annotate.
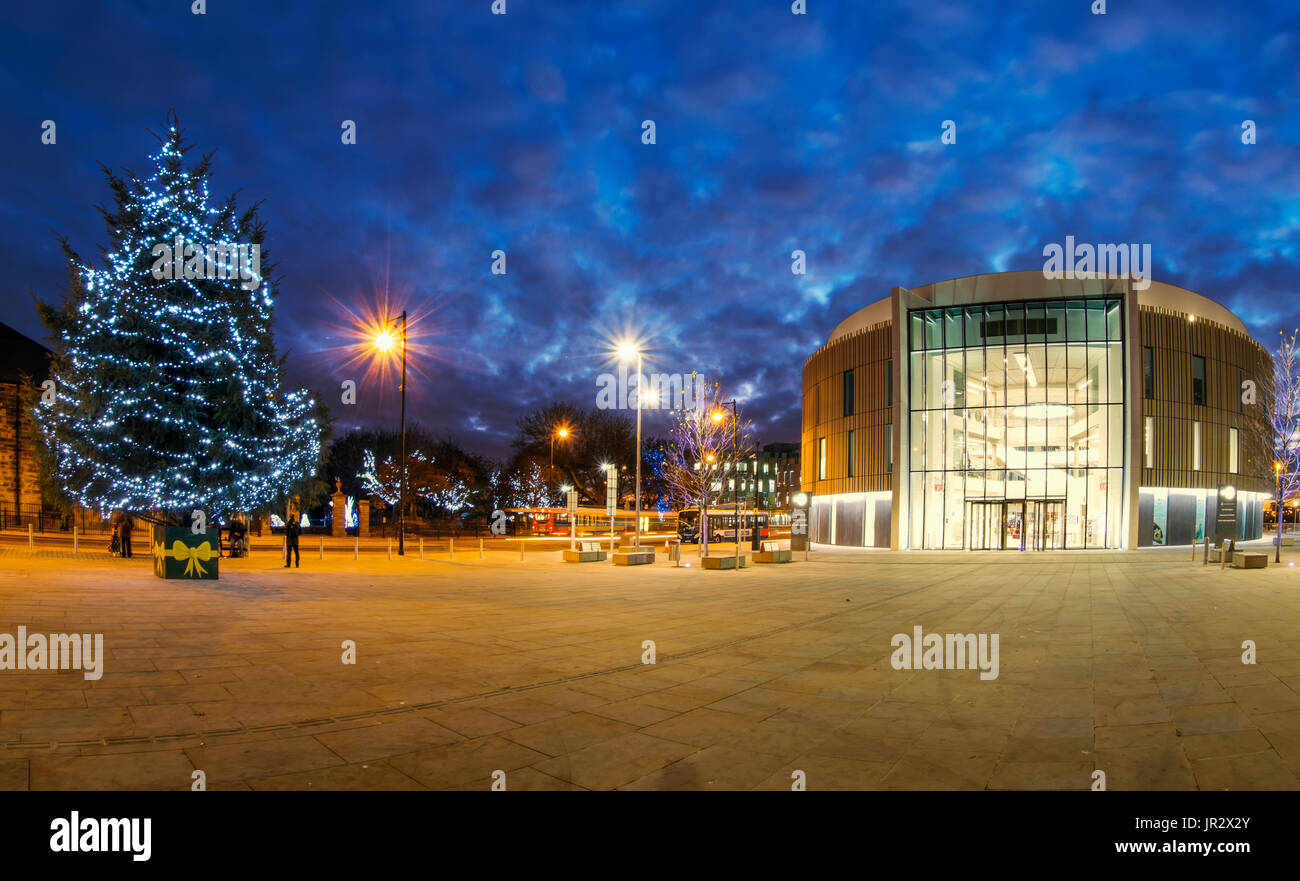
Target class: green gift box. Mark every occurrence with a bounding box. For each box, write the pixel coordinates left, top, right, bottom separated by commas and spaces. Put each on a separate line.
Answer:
152, 525, 220, 580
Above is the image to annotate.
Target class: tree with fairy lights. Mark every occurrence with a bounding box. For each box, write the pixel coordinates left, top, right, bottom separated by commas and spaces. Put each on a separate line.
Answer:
32, 115, 327, 522
660, 379, 750, 556
1269, 329, 1300, 560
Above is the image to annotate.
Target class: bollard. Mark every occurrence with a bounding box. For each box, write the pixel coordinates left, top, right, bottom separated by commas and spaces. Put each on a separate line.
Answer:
479, 538, 484, 559
419, 537, 424, 560
73, 526, 78, 554
1191, 537, 1196, 560
28, 524, 33, 552
354, 537, 359, 561
319, 537, 324, 560
449, 538, 454, 561
388, 539, 392, 561
520, 541, 525, 562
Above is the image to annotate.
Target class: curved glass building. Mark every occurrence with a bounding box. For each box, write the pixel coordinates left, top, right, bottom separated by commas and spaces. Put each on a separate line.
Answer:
801, 271, 1273, 550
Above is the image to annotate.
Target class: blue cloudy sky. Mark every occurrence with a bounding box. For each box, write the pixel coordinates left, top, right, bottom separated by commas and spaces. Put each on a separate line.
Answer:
2, 0, 1297, 458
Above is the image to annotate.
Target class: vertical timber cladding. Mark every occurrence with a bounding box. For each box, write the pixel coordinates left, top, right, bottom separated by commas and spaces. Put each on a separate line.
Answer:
800, 321, 895, 498
1138, 307, 1273, 497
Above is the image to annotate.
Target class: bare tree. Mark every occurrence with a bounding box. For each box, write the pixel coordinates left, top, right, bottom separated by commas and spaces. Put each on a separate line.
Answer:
1270, 330, 1300, 559
660, 379, 751, 556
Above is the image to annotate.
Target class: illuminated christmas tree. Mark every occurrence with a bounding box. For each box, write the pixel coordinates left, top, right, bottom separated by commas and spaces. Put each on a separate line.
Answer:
34, 115, 325, 518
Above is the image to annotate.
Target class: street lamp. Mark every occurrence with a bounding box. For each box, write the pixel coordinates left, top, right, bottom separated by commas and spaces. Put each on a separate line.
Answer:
550, 425, 570, 489
371, 310, 408, 555
1276, 460, 1284, 563
713, 399, 742, 564
617, 339, 643, 551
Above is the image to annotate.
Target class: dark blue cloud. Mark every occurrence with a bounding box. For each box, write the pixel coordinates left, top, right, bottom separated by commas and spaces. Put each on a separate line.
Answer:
1, 0, 1297, 459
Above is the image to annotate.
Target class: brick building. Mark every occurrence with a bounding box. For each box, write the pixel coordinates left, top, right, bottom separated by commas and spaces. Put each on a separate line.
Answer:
0, 323, 52, 526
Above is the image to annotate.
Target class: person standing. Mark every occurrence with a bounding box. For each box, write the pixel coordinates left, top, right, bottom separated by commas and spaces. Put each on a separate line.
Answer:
284, 514, 301, 568
118, 512, 134, 559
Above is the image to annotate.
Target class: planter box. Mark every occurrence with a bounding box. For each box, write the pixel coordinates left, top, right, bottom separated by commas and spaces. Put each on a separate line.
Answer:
1231, 553, 1268, 569
612, 551, 654, 566
754, 550, 793, 563
152, 525, 220, 580
563, 549, 607, 563
702, 555, 747, 570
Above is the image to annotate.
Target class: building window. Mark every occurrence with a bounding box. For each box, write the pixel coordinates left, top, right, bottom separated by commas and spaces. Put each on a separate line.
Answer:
1192, 355, 1206, 406
1143, 347, 1154, 399
886, 424, 893, 473
1144, 417, 1153, 468
1193, 421, 1202, 471
906, 297, 1125, 549
818, 437, 827, 481
847, 430, 855, 477
886, 359, 893, 407
1229, 427, 1239, 473
843, 370, 854, 417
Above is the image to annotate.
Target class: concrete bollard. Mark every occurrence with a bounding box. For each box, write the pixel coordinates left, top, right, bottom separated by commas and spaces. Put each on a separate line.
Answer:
388, 539, 392, 561
73, 526, 78, 554
479, 538, 484, 559
449, 538, 454, 561
354, 537, 358, 560
28, 524, 33, 552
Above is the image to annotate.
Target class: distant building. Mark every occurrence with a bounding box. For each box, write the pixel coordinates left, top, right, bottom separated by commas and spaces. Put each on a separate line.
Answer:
0, 323, 52, 526
712, 441, 800, 512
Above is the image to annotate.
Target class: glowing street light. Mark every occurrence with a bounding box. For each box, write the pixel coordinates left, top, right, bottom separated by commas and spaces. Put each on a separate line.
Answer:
369, 310, 408, 555
616, 337, 643, 551
1276, 460, 1285, 563
550, 424, 571, 488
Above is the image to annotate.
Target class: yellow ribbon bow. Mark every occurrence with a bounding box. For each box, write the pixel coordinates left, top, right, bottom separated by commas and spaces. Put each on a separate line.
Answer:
154, 539, 216, 577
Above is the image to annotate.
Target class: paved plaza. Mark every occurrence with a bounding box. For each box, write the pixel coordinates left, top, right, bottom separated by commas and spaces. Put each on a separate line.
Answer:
0, 538, 1298, 790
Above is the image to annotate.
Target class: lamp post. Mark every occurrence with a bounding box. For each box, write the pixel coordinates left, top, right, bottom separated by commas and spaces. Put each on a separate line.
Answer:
1276, 460, 1283, 563
371, 311, 408, 556
712, 400, 740, 564
617, 342, 643, 551
550, 425, 570, 489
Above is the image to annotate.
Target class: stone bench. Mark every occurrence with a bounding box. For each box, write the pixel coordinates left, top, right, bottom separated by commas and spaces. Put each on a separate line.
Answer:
1274, 536, 1295, 546
612, 550, 654, 566
1208, 547, 1232, 563
563, 541, 607, 563
1231, 552, 1268, 569
702, 555, 747, 570
753, 548, 792, 563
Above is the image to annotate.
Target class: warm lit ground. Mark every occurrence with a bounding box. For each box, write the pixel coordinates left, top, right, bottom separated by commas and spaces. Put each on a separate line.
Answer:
0, 534, 1298, 790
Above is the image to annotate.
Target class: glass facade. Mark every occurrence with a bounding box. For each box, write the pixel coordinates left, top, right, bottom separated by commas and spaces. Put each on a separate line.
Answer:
907, 298, 1125, 549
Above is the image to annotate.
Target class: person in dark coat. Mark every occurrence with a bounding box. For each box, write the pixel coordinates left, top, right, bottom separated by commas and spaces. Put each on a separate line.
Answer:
117, 512, 134, 559
284, 513, 301, 568
229, 514, 248, 557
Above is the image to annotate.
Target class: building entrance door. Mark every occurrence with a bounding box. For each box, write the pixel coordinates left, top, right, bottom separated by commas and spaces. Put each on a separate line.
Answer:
967, 499, 1065, 550
1031, 500, 1064, 550
967, 501, 1005, 550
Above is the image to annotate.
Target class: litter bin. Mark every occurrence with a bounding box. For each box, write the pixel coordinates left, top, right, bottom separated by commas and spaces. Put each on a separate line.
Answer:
667, 539, 680, 562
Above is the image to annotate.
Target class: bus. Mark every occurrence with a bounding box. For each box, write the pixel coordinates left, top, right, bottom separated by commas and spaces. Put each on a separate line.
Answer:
677, 508, 771, 544
506, 507, 678, 537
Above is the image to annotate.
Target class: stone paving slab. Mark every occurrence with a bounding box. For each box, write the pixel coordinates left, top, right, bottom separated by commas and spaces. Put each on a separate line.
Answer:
0, 544, 1299, 789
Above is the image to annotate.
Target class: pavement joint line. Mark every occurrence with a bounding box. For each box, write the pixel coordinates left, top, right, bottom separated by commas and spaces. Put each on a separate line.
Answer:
0, 576, 941, 754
